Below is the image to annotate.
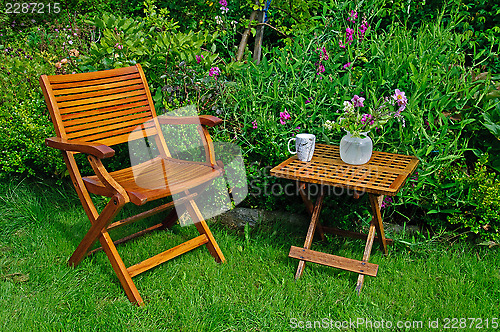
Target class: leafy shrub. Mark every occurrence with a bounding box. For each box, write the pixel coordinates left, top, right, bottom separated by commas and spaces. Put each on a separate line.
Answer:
0, 45, 44, 107
214, 2, 500, 240
423, 155, 500, 242
80, 12, 225, 112
0, 98, 64, 178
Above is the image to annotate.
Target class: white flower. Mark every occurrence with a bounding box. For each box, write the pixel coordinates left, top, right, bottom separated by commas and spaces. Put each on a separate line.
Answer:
323, 120, 334, 130
343, 101, 355, 113
215, 16, 223, 25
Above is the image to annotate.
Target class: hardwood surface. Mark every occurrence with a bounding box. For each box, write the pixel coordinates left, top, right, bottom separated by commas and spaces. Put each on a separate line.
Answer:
271, 144, 419, 196
40, 64, 227, 305
271, 143, 419, 293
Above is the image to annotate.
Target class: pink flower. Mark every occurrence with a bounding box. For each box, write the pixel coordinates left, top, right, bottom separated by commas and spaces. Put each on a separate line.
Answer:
339, 40, 346, 49
196, 55, 204, 64
115, 43, 123, 50
252, 120, 258, 129
322, 47, 329, 60
346, 28, 354, 43
279, 110, 291, 125
343, 62, 352, 69
351, 95, 365, 107
55, 62, 62, 69
393, 89, 408, 111
219, 0, 229, 13
358, 19, 370, 40
347, 10, 358, 23
316, 63, 325, 75
381, 196, 393, 209
209, 67, 221, 79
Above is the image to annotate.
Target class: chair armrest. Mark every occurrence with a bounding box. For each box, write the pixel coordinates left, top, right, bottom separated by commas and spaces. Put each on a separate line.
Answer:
157, 115, 222, 127
46, 137, 115, 159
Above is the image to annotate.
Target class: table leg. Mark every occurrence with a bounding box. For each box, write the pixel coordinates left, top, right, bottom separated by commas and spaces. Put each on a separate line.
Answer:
298, 182, 325, 241
355, 195, 387, 294
369, 194, 388, 255
294, 189, 325, 279
355, 222, 376, 294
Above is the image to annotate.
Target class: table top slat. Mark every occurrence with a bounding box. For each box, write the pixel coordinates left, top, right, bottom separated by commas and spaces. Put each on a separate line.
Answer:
271, 144, 419, 196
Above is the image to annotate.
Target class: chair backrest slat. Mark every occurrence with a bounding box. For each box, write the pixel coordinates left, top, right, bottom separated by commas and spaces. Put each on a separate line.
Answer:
41, 65, 158, 147
54, 79, 144, 102
67, 116, 155, 142
47, 66, 139, 85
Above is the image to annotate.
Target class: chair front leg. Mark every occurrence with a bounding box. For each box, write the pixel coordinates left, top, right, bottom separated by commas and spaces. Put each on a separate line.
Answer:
68, 194, 126, 267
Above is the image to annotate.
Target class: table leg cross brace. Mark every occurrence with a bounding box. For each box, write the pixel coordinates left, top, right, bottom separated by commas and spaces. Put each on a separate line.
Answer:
289, 188, 390, 294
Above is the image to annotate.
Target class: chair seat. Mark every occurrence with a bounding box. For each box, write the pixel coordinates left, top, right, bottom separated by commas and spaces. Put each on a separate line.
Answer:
84, 157, 223, 205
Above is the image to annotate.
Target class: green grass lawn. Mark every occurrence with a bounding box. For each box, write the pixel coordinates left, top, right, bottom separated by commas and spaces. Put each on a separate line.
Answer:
1, 178, 499, 331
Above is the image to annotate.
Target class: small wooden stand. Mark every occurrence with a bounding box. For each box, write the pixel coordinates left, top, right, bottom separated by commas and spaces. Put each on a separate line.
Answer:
271, 144, 418, 293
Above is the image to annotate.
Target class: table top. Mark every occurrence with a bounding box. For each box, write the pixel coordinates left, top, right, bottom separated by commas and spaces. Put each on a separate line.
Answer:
270, 144, 419, 196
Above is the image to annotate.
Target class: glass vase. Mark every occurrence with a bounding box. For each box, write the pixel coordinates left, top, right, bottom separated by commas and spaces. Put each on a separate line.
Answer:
339, 131, 373, 165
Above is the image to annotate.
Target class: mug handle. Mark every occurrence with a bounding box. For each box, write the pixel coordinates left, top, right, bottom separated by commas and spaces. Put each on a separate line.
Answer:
287, 138, 296, 154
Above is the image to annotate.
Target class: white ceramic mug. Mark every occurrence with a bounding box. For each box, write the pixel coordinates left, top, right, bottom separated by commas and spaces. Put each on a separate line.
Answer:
288, 133, 316, 162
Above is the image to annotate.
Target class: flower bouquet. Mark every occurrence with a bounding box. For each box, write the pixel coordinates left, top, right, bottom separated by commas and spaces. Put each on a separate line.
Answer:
324, 89, 408, 164
324, 89, 408, 138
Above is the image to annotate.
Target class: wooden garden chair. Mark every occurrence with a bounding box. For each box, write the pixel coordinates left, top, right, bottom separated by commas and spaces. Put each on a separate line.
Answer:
40, 64, 226, 305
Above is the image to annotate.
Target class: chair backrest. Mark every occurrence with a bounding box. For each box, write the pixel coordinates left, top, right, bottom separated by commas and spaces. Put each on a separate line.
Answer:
40, 64, 161, 148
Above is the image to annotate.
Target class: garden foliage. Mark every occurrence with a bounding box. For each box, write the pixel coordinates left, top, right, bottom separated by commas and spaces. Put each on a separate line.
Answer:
0, 0, 499, 242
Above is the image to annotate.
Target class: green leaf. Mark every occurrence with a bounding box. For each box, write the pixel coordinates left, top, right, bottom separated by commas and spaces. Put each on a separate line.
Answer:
482, 113, 500, 137
94, 18, 105, 29
425, 145, 434, 156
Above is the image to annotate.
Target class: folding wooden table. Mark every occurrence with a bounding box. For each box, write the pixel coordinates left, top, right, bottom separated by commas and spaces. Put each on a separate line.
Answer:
270, 144, 419, 293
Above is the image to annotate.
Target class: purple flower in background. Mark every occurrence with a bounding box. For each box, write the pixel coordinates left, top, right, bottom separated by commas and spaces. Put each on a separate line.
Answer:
252, 120, 258, 129
346, 27, 354, 43
209, 66, 221, 79
351, 95, 365, 107
196, 55, 204, 64
343, 62, 352, 70
305, 97, 313, 104
219, 0, 229, 13
279, 109, 291, 125
316, 63, 325, 75
393, 89, 408, 111
317, 47, 329, 60
347, 10, 358, 23
322, 47, 329, 60
381, 196, 393, 209
358, 18, 370, 40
